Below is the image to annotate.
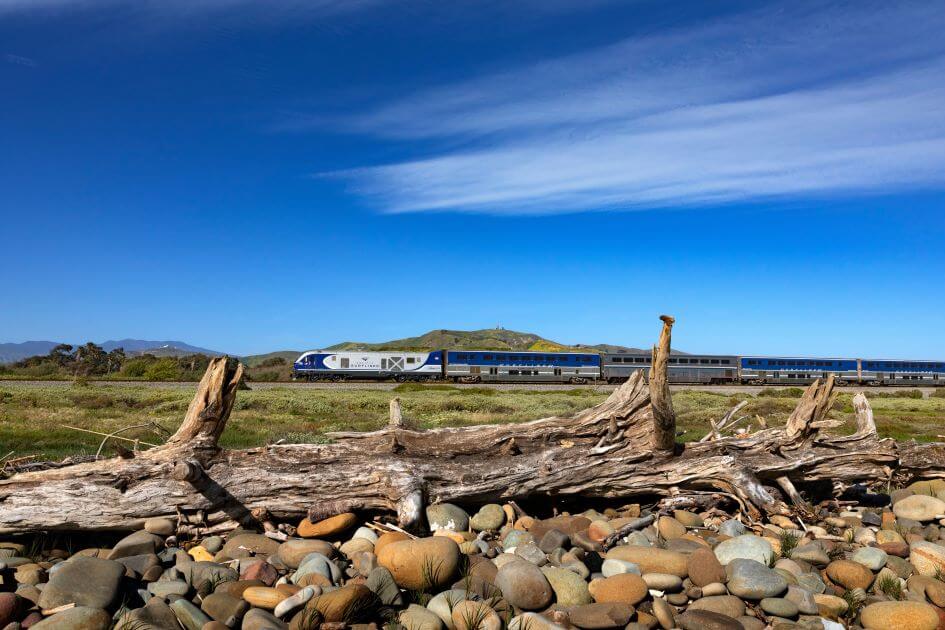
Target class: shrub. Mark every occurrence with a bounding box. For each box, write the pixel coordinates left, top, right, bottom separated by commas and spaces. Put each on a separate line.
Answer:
69, 392, 113, 409
258, 356, 287, 368
457, 386, 497, 396
757, 387, 805, 398
121, 359, 149, 378
870, 389, 924, 399
144, 358, 179, 381
930, 388, 945, 398
21, 362, 59, 378
393, 382, 460, 393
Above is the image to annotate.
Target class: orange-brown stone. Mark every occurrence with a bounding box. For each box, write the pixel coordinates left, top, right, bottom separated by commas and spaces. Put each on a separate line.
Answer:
297, 512, 358, 539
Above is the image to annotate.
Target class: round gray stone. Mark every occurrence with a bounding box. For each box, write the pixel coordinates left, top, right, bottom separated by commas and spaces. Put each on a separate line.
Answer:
30, 607, 111, 630
718, 520, 747, 537
714, 535, 774, 566
426, 503, 470, 532
852, 546, 888, 571
760, 597, 799, 618
470, 504, 506, 531
495, 559, 553, 610
37, 557, 124, 610
726, 558, 787, 600
541, 565, 591, 606
784, 584, 818, 615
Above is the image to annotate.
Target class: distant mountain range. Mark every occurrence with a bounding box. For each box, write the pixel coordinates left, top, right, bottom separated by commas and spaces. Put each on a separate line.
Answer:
0, 340, 223, 364
1, 328, 676, 365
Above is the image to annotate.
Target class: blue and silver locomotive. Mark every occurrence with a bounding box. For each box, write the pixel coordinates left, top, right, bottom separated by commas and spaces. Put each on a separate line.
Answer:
293, 351, 443, 382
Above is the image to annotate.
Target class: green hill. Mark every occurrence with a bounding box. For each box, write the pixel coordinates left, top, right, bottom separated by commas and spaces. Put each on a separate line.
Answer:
241, 350, 302, 368
325, 328, 648, 353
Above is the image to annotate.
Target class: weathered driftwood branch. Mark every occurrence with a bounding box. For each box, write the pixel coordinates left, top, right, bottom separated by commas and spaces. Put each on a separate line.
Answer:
782, 376, 837, 449
165, 358, 244, 451
700, 400, 749, 442
852, 392, 877, 436
1, 321, 944, 534
389, 398, 404, 428
649, 315, 676, 451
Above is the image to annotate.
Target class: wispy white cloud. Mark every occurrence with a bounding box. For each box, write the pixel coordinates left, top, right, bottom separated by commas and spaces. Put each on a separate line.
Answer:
0, 0, 612, 19
0, 0, 377, 17
320, 0, 945, 214
4, 53, 36, 66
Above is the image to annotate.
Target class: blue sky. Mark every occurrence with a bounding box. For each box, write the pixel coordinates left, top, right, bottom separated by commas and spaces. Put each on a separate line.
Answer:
2, 0, 944, 357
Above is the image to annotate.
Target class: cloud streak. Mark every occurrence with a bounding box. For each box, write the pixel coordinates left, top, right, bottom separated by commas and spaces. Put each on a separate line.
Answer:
4, 53, 36, 66
0, 0, 377, 18
324, 0, 945, 214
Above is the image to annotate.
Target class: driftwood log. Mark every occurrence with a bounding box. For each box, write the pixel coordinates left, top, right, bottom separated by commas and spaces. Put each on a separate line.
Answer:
1, 317, 944, 534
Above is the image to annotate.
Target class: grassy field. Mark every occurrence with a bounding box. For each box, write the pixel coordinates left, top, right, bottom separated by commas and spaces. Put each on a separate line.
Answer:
1, 383, 943, 461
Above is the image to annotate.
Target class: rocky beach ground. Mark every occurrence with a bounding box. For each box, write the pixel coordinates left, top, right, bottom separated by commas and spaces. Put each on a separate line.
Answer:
2, 481, 945, 630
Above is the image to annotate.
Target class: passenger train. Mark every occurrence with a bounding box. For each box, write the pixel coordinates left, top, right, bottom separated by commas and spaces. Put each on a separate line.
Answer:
293, 349, 945, 386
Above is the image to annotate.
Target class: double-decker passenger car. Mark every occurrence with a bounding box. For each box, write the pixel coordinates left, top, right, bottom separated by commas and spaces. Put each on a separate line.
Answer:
859, 359, 945, 385
739, 357, 859, 385
601, 353, 739, 384
445, 350, 599, 383
293, 350, 443, 381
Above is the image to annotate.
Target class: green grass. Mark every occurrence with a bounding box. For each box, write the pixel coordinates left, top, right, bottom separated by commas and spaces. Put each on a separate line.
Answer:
876, 574, 903, 600
1, 383, 943, 461
778, 530, 800, 559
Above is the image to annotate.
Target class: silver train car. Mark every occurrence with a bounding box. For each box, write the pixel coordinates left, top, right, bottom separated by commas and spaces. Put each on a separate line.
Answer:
445, 350, 600, 384
859, 359, 945, 386
601, 353, 739, 384
739, 357, 860, 385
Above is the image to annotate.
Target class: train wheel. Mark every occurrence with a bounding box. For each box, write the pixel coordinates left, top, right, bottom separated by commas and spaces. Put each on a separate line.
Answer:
570, 377, 587, 385
395, 375, 408, 383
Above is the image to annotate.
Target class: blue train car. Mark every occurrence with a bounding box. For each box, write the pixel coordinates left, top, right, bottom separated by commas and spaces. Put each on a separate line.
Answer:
293, 350, 444, 381
860, 359, 945, 385
739, 357, 859, 385
445, 350, 600, 383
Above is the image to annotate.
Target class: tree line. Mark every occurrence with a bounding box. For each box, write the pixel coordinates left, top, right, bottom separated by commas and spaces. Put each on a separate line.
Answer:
0, 343, 216, 381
